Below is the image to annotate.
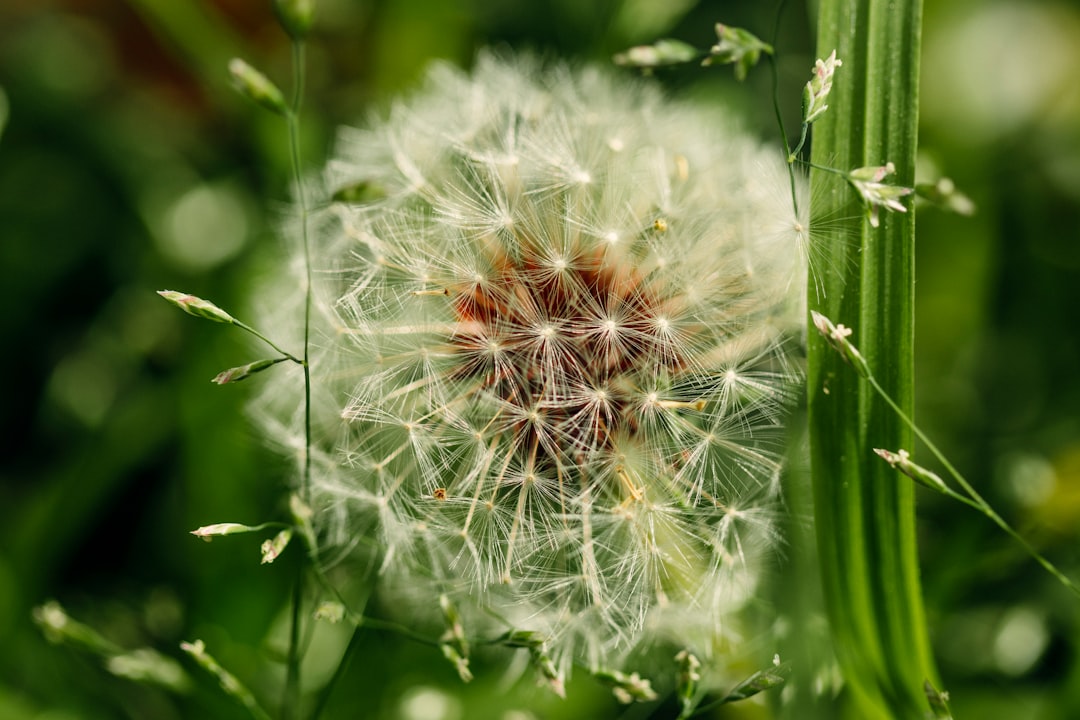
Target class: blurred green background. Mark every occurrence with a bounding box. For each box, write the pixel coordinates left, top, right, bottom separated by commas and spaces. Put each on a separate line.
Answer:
2, 0, 1079, 718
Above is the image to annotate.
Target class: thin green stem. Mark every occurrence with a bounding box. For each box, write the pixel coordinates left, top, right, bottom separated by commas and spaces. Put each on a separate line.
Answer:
281, 560, 304, 719
281, 38, 312, 720
863, 374, 1080, 598
767, 0, 799, 219
788, 122, 810, 162
181, 639, 273, 720
802, 159, 848, 178
305, 566, 440, 646
233, 320, 303, 364
286, 40, 313, 506
310, 625, 364, 720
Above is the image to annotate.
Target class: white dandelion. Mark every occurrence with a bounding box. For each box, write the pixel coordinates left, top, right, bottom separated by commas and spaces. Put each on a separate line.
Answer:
252, 51, 806, 680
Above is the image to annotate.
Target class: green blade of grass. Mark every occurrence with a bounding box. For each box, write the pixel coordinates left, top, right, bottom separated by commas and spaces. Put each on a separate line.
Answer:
807, 0, 937, 717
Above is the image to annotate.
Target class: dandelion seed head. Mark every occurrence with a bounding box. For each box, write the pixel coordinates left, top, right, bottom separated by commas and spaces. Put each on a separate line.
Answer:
253, 52, 805, 675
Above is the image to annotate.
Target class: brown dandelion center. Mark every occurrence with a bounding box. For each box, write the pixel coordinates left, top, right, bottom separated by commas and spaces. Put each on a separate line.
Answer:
448, 241, 690, 468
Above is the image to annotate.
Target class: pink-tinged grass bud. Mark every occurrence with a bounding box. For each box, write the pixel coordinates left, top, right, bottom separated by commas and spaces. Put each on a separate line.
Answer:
158, 290, 235, 324
212, 357, 288, 385
260, 528, 292, 563
810, 310, 871, 378
228, 58, 287, 116
252, 52, 806, 686
802, 50, 842, 124
874, 448, 949, 494
190, 522, 261, 540
847, 162, 913, 227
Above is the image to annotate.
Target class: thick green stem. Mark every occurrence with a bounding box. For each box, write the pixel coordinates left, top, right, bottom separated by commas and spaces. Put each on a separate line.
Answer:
807, 0, 936, 718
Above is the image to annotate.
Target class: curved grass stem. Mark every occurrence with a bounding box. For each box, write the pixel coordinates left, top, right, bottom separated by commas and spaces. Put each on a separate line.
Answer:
767, 0, 799, 219
862, 373, 1080, 599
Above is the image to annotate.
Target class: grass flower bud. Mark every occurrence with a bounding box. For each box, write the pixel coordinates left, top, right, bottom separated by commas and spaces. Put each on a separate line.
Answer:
719, 660, 788, 703
260, 528, 292, 563
181, 640, 270, 719
212, 357, 288, 385
613, 39, 698, 70
915, 176, 976, 216
704, 24, 773, 80
158, 290, 235, 324
253, 53, 806, 684
190, 522, 262, 540
439, 643, 473, 683
810, 310, 871, 378
847, 161, 913, 227
314, 601, 345, 623
227, 58, 288, 116
273, 0, 315, 40
497, 629, 565, 696
33, 602, 190, 692
439, 594, 469, 659
106, 649, 190, 691
594, 669, 659, 704
675, 650, 702, 715
874, 448, 949, 494
802, 51, 842, 124
34, 601, 119, 655
924, 679, 953, 719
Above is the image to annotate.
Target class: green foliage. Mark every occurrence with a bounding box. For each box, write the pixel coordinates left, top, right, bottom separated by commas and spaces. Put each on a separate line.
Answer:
3, 0, 1080, 718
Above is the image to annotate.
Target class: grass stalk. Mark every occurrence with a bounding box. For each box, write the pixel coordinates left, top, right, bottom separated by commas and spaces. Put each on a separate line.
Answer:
807, 0, 937, 717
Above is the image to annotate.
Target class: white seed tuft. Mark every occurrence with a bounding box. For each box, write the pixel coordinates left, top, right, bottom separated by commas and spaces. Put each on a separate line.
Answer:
251, 52, 806, 676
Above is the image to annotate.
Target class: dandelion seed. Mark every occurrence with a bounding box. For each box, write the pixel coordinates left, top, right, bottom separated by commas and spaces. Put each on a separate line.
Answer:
252, 52, 805, 681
